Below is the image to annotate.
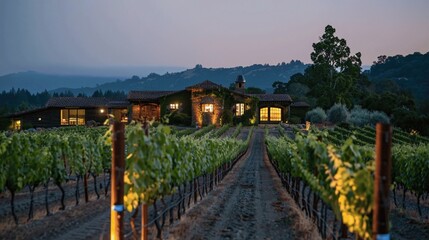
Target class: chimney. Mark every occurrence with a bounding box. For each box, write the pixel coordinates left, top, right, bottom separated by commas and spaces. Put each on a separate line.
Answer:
235, 75, 246, 93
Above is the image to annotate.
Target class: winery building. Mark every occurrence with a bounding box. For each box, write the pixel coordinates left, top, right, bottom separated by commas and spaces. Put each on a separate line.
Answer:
8, 75, 297, 130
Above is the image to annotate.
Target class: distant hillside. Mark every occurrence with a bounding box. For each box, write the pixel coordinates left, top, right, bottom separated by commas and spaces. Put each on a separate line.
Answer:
367, 51, 429, 101
0, 71, 118, 93
53, 60, 309, 95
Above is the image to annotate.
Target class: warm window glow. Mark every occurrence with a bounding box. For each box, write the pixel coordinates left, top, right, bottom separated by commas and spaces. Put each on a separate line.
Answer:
170, 103, 179, 110
260, 107, 268, 121
259, 107, 282, 122
13, 120, 21, 130
121, 109, 128, 123
235, 103, 245, 116
61, 109, 85, 125
202, 104, 214, 113
270, 107, 281, 121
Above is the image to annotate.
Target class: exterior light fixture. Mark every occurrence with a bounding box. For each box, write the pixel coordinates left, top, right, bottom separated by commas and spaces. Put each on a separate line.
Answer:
38, 117, 42, 121
100, 109, 105, 113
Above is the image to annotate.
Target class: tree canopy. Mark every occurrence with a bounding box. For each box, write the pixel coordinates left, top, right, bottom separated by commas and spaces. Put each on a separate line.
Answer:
306, 25, 363, 108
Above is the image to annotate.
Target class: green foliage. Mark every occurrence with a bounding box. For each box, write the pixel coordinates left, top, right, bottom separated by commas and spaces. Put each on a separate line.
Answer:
208, 124, 231, 138
327, 103, 349, 124
305, 107, 327, 123
346, 106, 390, 127
221, 109, 233, 125
266, 131, 375, 239
231, 123, 242, 139
245, 87, 266, 94
392, 144, 429, 196
348, 106, 371, 127
123, 123, 247, 209
272, 81, 288, 94
309, 25, 362, 108
191, 125, 216, 138
362, 92, 415, 116
175, 128, 197, 137
369, 111, 390, 126
288, 115, 302, 124
283, 25, 364, 109
0, 127, 110, 196
392, 107, 429, 136
368, 52, 429, 102
169, 111, 191, 126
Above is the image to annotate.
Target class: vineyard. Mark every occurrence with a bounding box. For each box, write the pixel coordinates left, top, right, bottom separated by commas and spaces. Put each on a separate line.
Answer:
0, 123, 428, 239
266, 124, 429, 239
0, 123, 253, 239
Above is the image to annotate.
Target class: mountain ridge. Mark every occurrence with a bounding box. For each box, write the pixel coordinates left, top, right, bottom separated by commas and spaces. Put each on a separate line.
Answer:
51, 60, 309, 95
1, 61, 310, 95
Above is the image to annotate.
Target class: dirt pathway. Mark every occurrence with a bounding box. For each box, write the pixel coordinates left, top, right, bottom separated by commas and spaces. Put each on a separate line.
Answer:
167, 128, 318, 240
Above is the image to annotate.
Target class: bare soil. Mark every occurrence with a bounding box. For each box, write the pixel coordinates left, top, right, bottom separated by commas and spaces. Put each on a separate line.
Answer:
166, 128, 320, 240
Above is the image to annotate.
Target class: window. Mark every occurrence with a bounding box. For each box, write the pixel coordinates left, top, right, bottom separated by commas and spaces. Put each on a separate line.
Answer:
61, 109, 85, 125
235, 103, 245, 116
78, 109, 85, 125
13, 120, 21, 130
260, 107, 268, 121
270, 107, 281, 121
259, 107, 282, 122
202, 104, 214, 113
120, 109, 128, 123
170, 103, 179, 110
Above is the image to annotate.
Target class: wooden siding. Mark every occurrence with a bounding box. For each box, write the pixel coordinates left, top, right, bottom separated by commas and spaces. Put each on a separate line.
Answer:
131, 103, 160, 122
11, 107, 109, 129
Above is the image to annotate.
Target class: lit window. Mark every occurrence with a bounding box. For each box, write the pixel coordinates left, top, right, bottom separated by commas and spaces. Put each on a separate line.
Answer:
170, 103, 179, 110
260, 107, 268, 121
61, 109, 85, 125
121, 109, 128, 123
235, 103, 245, 116
202, 104, 214, 113
270, 107, 281, 121
13, 120, 21, 130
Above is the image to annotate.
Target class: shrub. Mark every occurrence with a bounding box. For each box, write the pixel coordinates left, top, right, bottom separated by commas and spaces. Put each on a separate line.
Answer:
370, 111, 390, 126
305, 107, 327, 123
327, 103, 349, 124
242, 109, 256, 126
169, 112, 191, 126
347, 106, 390, 127
289, 115, 302, 124
221, 109, 233, 125
348, 106, 371, 127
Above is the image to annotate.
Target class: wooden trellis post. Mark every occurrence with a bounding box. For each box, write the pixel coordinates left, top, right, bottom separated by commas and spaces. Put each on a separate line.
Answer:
111, 122, 125, 240
373, 123, 392, 240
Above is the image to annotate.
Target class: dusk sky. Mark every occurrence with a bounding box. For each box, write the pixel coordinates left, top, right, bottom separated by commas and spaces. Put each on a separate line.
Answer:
1, 0, 428, 76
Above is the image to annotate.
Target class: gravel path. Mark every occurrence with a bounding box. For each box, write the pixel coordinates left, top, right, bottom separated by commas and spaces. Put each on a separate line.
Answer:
168, 128, 318, 240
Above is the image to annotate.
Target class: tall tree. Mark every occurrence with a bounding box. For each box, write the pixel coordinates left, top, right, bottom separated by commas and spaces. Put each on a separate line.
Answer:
307, 25, 363, 108
272, 81, 288, 94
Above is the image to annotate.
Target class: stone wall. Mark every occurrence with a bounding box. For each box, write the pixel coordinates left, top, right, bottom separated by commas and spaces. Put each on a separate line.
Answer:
190, 89, 223, 127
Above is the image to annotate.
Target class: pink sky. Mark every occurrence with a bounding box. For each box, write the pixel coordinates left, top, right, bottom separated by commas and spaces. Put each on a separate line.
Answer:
1, 0, 428, 75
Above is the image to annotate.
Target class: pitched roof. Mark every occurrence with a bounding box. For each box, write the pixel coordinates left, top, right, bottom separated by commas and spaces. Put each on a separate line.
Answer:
235, 75, 246, 83
250, 94, 292, 102
127, 91, 177, 102
46, 97, 110, 108
107, 101, 130, 108
186, 80, 223, 90
291, 101, 310, 107
7, 107, 49, 117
